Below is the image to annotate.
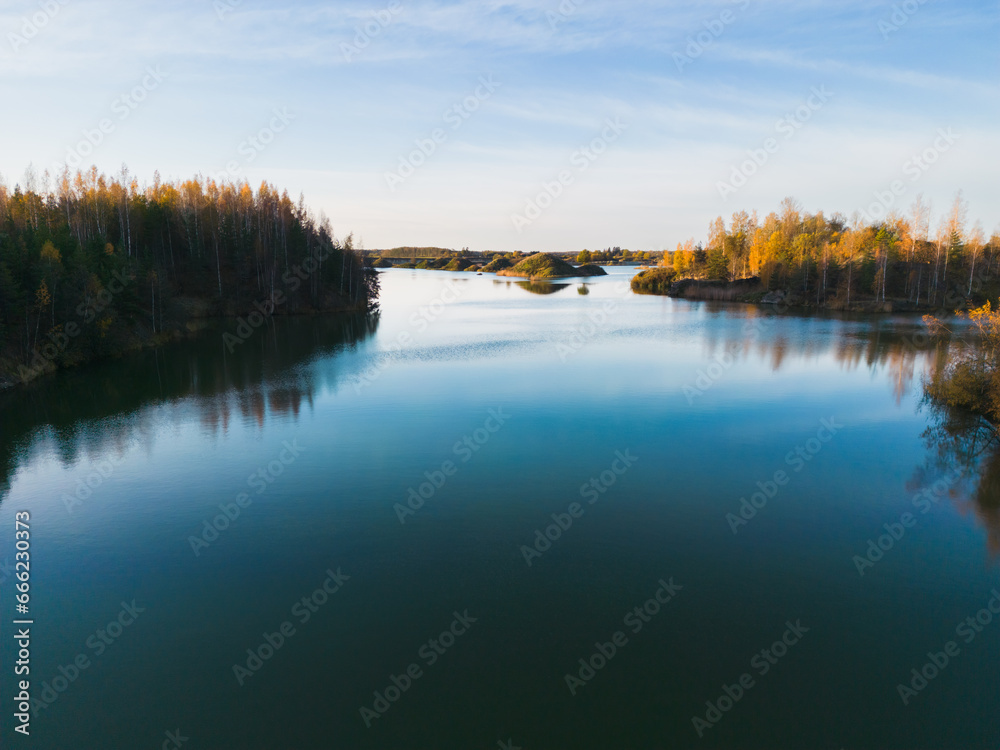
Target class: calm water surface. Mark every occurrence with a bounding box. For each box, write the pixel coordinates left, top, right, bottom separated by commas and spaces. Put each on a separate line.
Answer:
1, 268, 998, 749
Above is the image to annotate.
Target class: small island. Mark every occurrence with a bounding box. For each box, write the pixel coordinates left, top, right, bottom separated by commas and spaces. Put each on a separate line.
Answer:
369, 246, 644, 274
496, 252, 608, 280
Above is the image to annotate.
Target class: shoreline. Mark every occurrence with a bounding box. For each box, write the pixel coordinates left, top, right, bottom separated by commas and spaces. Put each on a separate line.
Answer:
636, 273, 973, 315
0, 304, 370, 392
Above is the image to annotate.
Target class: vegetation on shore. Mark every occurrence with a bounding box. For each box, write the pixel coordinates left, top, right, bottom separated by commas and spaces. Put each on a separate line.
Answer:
656, 195, 998, 311
376, 246, 458, 259
577, 247, 655, 264
482, 256, 514, 273
0, 166, 377, 387
926, 303, 1000, 424
920, 302, 1000, 553
631, 267, 678, 295
371, 246, 658, 271
380, 250, 611, 278
575, 264, 607, 277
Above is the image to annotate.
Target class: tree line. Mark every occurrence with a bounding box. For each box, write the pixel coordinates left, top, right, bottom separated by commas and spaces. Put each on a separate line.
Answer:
666, 194, 999, 307
0, 166, 377, 384
577, 247, 655, 264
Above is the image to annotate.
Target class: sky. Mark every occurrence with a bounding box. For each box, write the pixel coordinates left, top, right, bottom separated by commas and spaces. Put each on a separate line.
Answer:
0, 0, 997, 253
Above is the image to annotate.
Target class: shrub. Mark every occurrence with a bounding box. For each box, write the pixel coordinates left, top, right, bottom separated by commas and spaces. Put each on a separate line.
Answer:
630, 267, 677, 295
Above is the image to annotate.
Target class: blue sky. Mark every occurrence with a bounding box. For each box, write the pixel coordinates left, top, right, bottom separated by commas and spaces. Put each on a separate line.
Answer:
1, 0, 997, 252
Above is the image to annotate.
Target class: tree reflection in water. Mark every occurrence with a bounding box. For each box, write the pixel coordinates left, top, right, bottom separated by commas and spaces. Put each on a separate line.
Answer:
918, 394, 1000, 557
0, 313, 378, 502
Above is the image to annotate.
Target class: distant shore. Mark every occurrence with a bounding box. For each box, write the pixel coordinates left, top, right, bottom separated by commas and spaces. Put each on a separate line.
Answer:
378, 252, 611, 280
633, 270, 966, 314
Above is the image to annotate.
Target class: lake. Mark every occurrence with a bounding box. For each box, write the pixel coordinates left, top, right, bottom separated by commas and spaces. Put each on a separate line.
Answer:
2, 267, 998, 749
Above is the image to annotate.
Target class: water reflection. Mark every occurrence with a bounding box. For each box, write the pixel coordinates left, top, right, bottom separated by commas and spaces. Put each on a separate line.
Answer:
918, 396, 1000, 556
695, 307, 966, 403
514, 281, 571, 296
0, 313, 378, 500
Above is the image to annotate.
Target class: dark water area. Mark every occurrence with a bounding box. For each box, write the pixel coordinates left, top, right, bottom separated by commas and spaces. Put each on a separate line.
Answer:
1, 268, 997, 749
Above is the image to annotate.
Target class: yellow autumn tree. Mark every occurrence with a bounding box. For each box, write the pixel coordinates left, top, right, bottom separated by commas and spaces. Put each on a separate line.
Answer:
35, 279, 50, 311
40, 240, 61, 265
926, 301, 1000, 423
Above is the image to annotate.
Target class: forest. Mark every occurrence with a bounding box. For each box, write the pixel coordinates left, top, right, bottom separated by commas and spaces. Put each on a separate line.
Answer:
0, 166, 377, 387
576, 247, 655, 264
664, 194, 999, 309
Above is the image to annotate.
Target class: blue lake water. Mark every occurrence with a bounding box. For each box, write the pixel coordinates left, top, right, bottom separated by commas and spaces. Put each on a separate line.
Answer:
1, 267, 998, 749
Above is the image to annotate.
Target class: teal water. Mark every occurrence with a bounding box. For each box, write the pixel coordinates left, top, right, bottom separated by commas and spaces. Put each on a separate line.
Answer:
1, 268, 998, 749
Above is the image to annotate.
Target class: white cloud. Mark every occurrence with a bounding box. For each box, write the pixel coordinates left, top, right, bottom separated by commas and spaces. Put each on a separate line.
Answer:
0, 0, 996, 250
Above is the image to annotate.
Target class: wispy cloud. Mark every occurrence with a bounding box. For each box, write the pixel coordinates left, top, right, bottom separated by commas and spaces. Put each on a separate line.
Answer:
0, 0, 996, 250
